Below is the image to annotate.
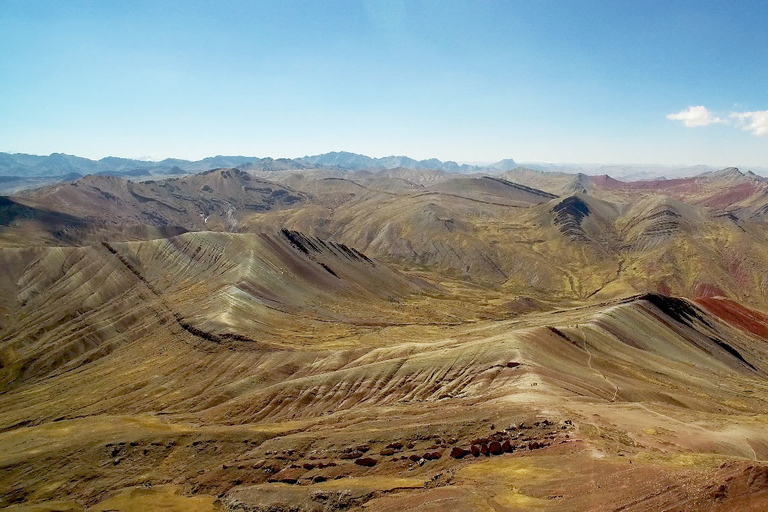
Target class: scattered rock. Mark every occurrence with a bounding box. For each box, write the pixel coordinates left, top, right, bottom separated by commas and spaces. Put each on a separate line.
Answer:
450, 447, 470, 459
311, 490, 352, 508
262, 463, 281, 474
355, 457, 378, 467
489, 441, 503, 455
268, 467, 304, 484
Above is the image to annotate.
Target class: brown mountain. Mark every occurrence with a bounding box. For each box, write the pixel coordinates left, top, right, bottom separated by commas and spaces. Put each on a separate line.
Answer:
3, 166, 768, 511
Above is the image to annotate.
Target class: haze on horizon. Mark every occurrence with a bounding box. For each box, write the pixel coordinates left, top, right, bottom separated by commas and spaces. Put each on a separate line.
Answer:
1, 0, 767, 167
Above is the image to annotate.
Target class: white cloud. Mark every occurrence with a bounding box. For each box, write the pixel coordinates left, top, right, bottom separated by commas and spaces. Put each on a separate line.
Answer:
666, 105, 727, 127
730, 110, 768, 137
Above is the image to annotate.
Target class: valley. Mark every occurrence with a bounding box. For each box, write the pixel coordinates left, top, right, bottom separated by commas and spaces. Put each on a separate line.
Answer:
3, 164, 768, 511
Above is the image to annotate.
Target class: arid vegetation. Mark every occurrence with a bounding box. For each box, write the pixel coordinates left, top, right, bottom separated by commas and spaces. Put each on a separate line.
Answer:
3, 165, 768, 510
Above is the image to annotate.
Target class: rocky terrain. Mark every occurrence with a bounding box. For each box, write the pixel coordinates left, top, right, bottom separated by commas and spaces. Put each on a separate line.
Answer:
3, 164, 768, 511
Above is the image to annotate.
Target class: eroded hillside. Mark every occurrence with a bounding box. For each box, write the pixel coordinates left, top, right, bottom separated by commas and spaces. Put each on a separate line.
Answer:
3, 167, 768, 511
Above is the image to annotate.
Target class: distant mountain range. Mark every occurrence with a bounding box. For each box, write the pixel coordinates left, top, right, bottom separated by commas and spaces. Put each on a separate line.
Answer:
2, 151, 765, 193
0, 153, 263, 178
0, 151, 511, 179
294, 151, 493, 173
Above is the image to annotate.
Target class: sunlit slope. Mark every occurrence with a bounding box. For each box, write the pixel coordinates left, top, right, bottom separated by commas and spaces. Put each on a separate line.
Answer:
526, 294, 767, 407
200, 294, 768, 426
4, 280, 768, 429
244, 189, 515, 282
5, 284, 768, 509
231, 170, 768, 308
0, 229, 446, 391
428, 175, 558, 205
6, 167, 768, 510
8, 169, 308, 236
7, 169, 768, 308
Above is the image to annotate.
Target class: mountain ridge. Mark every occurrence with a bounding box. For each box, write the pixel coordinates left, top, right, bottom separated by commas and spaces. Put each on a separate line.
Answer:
3, 151, 764, 187
5, 160, 768, 511
0, 151, 514, 179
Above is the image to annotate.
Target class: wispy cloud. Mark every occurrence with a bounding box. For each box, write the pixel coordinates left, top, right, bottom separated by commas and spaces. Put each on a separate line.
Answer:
730, 110, 768, 137
666, 106, 726, 127
667, 105, 768, 137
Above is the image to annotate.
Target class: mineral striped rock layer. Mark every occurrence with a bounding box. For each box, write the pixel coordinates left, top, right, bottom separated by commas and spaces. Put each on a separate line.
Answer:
3, 165, 768, 511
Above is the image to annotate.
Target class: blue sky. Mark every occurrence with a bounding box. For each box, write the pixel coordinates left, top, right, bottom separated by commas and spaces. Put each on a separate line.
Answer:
1, 0, 767, 166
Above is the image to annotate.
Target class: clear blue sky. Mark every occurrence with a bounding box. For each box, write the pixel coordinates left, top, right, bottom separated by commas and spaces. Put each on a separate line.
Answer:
1, 0, 767, 166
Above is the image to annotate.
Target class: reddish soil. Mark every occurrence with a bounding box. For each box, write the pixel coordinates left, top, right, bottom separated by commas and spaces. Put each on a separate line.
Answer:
695, 297, 768, 339
697, 182, 760, 208
589, 174, 625, 189
591, 175, 702, 194
693, 282, 727, 298
728, 257, 751, 289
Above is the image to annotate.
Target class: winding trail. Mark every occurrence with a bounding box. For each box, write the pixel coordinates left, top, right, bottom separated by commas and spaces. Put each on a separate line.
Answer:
572, 324, 754, 456
578, 324, 619, 402
746, 438, 758, 461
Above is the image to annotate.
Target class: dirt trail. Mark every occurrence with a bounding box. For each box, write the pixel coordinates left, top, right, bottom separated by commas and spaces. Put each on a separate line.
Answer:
578, 324, 620, 402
